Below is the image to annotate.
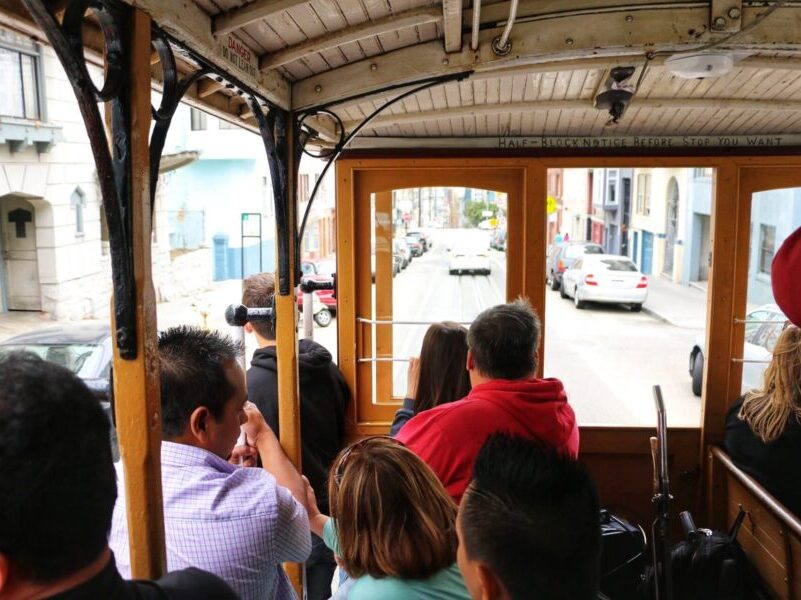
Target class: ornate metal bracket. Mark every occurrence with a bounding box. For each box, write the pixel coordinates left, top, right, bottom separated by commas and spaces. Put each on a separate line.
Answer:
294, 72, 470, 282
22, 0, 139, 357
21, 0, 210, 359
250, 100, 302, 296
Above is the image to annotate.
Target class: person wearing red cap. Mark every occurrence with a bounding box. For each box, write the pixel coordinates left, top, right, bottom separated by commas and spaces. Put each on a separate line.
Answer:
771, 225, 801, 328
724, 225, 801, 516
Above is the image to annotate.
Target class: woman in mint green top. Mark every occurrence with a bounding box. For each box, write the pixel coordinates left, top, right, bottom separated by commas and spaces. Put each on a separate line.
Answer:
303, 437, 471, 600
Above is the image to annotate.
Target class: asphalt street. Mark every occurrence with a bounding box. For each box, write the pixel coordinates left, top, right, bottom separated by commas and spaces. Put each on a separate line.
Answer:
307, 227, 705, 427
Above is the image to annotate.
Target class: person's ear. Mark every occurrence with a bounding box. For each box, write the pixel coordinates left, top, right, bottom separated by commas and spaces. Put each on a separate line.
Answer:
244, 322, 254, 334
0, 554, 10, 593
188, 406, 212, 442
466, 349, 475, 371
476, 563, 507, 600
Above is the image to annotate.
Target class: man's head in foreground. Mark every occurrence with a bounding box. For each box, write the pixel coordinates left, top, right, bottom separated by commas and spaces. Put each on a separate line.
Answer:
457, 433, 601, 600
0, 351, 116, 597
158, 326, 246, 459
466, 299, 540, 385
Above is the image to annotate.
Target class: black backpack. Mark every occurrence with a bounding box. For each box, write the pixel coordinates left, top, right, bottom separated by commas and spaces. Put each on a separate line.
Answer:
599, 510, 647, 599
641, 509, 759, 600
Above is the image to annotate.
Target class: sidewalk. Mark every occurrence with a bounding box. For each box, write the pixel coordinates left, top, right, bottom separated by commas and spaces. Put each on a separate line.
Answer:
643, 275, 707, 330
0, 280, 244, 343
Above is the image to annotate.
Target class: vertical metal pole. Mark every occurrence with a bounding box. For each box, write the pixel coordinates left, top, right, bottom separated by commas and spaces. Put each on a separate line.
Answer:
303, 291, 314, 339
113, 7, 166, 579
274, 113, 303, 596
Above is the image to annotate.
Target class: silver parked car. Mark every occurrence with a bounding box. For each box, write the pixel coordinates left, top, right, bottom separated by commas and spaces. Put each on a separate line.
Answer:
689, 304, 786, 397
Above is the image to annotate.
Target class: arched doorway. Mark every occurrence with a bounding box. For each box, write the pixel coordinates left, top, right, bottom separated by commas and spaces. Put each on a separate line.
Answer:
0, 195, 41, 310
663, 177, 679, 276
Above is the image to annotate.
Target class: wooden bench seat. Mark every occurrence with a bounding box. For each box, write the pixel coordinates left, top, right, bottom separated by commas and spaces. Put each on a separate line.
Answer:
708, 446, 801, 600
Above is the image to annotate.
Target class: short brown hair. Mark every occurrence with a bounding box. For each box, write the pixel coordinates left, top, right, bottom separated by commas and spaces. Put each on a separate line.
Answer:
242, 272, 276, 339
467, 298, 540, 379
328, 437, 457, 579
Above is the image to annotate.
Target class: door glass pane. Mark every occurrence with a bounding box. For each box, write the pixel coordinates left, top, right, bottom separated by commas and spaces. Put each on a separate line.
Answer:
368, 187, 507, 402
739, 188, 801, 394
544, 167, 710, 427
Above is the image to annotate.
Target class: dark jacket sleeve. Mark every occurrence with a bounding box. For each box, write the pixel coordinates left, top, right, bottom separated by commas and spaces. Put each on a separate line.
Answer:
246, 366, 280, 437
389, 398, 415, 437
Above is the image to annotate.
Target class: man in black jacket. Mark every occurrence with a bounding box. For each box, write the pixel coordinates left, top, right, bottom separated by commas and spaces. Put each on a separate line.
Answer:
242, 272, 350, 600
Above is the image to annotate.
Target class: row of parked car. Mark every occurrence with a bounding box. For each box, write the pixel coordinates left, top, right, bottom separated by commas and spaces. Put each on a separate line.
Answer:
547, 241, 648, 312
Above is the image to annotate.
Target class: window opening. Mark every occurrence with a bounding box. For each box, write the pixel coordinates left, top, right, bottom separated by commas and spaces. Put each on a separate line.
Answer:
71, 187, 86, 236
0, 44, 41, 120
545, 167, 709, 427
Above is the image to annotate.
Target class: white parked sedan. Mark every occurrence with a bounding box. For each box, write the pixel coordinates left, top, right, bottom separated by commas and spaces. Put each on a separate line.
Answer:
561, 254, 648, 311
448, 246, 491, 275
689, 304, 785, 397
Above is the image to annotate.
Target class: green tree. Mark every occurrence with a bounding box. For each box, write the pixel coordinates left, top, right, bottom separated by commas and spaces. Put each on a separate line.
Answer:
463, 201, 498, 227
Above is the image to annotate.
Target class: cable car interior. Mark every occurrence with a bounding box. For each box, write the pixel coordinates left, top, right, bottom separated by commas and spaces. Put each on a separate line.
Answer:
2, 0, 801, 598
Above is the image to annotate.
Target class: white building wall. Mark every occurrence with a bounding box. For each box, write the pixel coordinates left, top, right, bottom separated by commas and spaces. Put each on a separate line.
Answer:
1, 42, 110, 319
560, 169, 589, 241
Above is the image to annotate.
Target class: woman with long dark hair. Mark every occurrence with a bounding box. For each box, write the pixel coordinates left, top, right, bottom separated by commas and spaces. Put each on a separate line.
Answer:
725, 323, 801, 515
390, 322, 471, 436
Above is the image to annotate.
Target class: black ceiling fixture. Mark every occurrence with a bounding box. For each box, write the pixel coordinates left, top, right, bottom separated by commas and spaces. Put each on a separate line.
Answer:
594, 66, 636, 125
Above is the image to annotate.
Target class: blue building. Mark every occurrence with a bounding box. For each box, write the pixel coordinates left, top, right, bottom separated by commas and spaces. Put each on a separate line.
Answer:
683, 169, 801, 306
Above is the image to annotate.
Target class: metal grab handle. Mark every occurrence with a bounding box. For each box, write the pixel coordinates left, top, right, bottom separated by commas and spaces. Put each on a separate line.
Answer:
731, 358, 772, 364
357, 317, 472, 326
357, 357, 410, 363
733, 318, 786, 324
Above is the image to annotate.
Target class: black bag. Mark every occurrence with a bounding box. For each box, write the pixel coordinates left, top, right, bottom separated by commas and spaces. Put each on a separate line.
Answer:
599, 510, 647, 599
641, 509, 759, 600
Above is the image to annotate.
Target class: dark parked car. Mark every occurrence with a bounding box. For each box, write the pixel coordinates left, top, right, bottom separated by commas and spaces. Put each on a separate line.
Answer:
0, 323, 118, 460
546, 241, 604, 291
404, 236, 424, 257
406, 231, 429, 251
490, 229, 507, 252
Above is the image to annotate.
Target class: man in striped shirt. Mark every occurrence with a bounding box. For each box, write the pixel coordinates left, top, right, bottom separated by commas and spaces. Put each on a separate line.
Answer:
110, 327, 311, 600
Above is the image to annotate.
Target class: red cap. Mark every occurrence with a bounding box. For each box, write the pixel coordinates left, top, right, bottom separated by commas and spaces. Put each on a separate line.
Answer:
772, 225, 801, 327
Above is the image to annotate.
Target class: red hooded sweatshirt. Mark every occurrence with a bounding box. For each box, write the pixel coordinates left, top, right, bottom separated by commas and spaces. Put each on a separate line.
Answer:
396, 377, 578, 503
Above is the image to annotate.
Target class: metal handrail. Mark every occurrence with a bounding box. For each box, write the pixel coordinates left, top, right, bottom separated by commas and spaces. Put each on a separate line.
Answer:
731, 358, 772, 364
356, 317, 473, 326
357, 357, 410, 363
733, 318, 786, 325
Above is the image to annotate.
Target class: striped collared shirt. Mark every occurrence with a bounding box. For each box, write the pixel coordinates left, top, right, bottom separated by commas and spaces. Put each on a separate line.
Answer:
110, 441, 310, 600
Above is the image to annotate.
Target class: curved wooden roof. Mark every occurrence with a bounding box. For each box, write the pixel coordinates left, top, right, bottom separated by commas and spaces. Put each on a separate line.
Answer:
5, 0, 801, 146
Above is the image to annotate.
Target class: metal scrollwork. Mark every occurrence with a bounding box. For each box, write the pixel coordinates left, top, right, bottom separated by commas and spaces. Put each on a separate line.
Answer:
251, 99, 296, 296
22, 0, 138, 358
293, 72, 469, 282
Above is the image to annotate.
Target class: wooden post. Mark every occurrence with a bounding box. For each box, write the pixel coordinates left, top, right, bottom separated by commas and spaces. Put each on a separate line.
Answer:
374, 191, 394, 403
112, 8, 166, 579
275, 115, 303, 595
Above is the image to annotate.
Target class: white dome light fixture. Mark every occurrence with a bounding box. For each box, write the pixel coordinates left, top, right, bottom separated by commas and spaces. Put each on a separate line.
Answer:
665, 52, 735, 79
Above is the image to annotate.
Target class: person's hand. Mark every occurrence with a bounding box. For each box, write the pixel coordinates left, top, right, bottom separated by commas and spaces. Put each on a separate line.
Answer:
406, 357, 420, 400
302, 475, 320, 517
242, 401, 273, 446
229, 444, 258, 467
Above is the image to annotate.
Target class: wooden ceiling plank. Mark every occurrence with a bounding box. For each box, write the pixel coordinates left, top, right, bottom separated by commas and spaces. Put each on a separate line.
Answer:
442, 0, 463, 53
259, 7, 442, 70
198, 78, 226, 97
213, 0, 312, 35
292, 4, 801, 110
342, 97, 801, 131
119, 0, 290, 108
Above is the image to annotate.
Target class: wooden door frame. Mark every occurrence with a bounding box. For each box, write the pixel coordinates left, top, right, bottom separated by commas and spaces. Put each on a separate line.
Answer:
335, 155, 801, 462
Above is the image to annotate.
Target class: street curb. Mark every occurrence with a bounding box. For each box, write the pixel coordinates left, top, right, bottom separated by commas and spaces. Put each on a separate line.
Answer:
642, 305, 675, 327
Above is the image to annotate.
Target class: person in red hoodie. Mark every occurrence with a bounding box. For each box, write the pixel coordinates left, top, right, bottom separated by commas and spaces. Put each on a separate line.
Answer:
396, 298, 579, 503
